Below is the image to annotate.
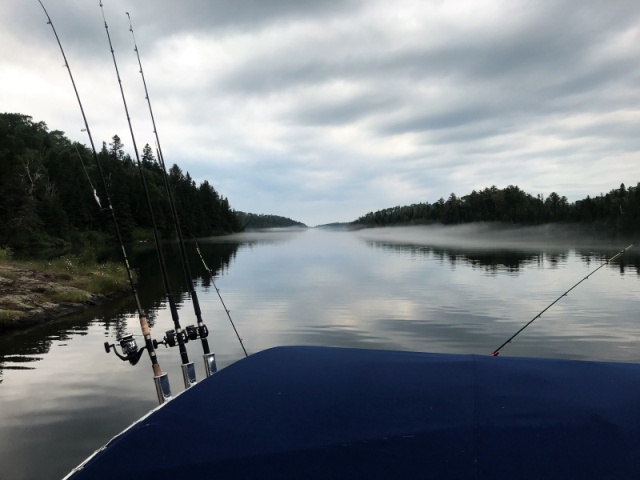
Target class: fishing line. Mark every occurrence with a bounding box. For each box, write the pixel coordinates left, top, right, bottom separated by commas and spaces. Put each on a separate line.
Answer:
126, 12, 218, 375
98, 0, 196, 389
73, 145, 101, 208
37, 0, 171, 404
195, 242, 249, 357
490, 241, 637, 357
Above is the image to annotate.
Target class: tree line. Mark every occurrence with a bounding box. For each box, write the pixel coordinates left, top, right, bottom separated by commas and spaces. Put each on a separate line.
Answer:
236, 212, 306, 229
0, 113, 243, 250
353, 184, 640, 234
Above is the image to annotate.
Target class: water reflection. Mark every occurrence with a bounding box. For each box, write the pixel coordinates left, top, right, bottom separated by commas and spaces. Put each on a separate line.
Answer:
0, 232, 279, 383
365, 241, 548, 274
360, 228, 640, 276
1, 227, 639, 480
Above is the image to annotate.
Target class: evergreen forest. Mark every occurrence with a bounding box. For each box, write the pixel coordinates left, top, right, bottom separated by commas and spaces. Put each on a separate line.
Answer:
353, 184, 640, 234
236, 212, 306, 229
0, 113, 243, 250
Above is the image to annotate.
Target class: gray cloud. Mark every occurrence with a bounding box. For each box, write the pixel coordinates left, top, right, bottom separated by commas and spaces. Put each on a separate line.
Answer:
3, 0, 640, 226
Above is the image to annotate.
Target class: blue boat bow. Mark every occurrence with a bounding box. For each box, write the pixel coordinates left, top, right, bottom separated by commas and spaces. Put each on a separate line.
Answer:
66, 345, 640, 479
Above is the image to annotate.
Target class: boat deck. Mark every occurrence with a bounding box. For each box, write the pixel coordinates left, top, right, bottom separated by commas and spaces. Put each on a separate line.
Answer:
67, 346, 640, 479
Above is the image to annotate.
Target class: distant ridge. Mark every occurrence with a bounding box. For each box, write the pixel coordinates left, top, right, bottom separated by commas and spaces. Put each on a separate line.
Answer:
350, 183, 640, 235
237, 212, 307, 229
315, 222, 354, 230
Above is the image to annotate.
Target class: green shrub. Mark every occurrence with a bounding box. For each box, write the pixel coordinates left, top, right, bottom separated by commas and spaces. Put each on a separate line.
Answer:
0, 247, 13, 261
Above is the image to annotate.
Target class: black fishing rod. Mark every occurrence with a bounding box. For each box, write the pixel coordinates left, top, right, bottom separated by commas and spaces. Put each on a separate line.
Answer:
195, 242, 249, 357
491, 241, 637, 357
98, 0, 196, 389
126, 12, 217, 376
37, 0, 171, 404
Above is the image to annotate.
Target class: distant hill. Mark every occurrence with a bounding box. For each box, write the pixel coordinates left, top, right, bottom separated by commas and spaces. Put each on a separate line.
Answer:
315, 222, 354, 230
236, 212, 307, 229
351, 183, 640, 235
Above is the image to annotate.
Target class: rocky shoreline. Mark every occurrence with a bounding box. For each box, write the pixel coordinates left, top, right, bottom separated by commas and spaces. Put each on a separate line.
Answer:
0, 263, 126, 332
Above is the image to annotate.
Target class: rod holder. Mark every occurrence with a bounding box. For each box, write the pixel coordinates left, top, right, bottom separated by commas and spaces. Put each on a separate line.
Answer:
203, 352, 217, 377
181, 362, 197, 389
154, 373, 172, 404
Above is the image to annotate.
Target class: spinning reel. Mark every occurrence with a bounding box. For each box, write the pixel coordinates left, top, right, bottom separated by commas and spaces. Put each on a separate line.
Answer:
104, 334, 146, 366
153, 324, 208, 349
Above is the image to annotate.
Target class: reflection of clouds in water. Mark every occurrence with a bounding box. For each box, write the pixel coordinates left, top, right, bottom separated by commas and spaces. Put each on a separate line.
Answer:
0, 312, 158, 478
198, 227, 640, 364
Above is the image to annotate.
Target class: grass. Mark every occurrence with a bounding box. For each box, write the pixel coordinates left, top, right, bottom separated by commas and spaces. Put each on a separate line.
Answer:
0, 248, 131, 330
45, 289, 90, 303
0, 309, 24, 323
84, 274, 130, 294
44, 256, 130, 294
1, 254, 131, 296
0, 308, 26, 329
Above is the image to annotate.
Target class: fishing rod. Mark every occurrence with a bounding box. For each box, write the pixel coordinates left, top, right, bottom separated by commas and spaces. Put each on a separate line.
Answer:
98, 0, 196, 389
490, 241, 637, 357
195, 242, 248, 357
37, 0, 171, 404
73, 145, 103, 208
126, 13, 217, 376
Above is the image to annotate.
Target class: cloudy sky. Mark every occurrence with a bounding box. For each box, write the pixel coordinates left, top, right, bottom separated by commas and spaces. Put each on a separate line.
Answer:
2, 0, 640, 226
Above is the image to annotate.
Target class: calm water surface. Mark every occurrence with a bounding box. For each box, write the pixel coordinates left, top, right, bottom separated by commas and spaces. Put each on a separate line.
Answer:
1, 225, 639, 479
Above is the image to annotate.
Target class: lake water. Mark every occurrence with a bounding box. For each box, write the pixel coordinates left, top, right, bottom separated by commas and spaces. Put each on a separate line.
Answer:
1, 225, 639, 480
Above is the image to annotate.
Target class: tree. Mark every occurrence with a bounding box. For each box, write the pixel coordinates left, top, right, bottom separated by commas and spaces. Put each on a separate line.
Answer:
109, 135, 125, 161
142, 143, 156, 170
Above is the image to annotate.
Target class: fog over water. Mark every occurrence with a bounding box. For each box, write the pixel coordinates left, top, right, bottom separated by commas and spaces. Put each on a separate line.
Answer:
354, 223, 633, 251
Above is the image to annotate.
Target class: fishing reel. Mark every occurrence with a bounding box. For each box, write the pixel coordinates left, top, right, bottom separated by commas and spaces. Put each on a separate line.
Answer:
104, 334, 147, 366
153, 325, 208, 349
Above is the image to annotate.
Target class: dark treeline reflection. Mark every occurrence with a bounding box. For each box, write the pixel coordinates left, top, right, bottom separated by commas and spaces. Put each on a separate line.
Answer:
100, 239, 242, 327
365, 240, 640, 276
0, 238, 243, 380
0, 312, 92, 383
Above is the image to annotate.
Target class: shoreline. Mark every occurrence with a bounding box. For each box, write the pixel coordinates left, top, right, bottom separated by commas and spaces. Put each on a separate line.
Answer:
0, 262, 129, 332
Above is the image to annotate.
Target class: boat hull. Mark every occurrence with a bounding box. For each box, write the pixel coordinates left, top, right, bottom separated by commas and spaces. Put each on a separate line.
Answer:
67, 346, 640, 479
